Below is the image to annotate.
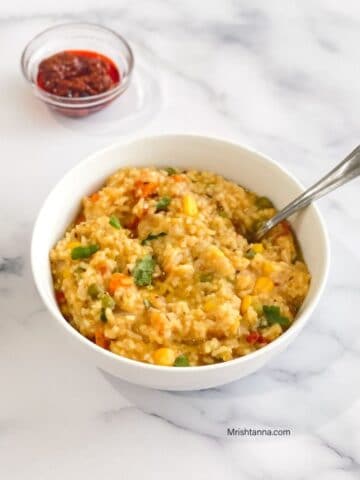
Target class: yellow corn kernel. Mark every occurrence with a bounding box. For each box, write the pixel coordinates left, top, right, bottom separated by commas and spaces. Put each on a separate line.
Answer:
153, 347, 176, 366
240, 295, 252, 315
246, 305, 259, 328
229, 318, 240, 335
183, 194, 198, 216
253, 276, 274, 294
263, 261, 274, 275
204, 298, 217, 312
62, 268, 71, 279
67, 241, 81, 250
252, 243, 264, 254
208, 245, 225, 258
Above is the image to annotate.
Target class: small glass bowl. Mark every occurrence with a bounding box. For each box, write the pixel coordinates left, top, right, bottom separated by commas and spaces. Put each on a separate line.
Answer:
21, 23, 134, 117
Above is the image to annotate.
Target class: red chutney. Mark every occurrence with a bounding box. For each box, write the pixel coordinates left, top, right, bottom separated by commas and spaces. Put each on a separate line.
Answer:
37, 50, 120, 98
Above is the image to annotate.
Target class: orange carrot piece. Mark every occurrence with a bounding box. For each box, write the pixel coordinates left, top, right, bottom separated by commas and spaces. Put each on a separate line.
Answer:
90, 192, 100, 202
134, 180, 158, 198
95, 327, 110, 349
108, 273, 133, 293
171, 174, 185, 182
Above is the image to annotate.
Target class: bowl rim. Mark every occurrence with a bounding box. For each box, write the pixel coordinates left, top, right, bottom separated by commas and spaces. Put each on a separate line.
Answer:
20, 22, 135, 108
31, 133, 330, 373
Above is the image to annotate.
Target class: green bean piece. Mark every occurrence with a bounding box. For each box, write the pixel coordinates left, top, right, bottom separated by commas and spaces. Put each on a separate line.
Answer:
71, 244, 99, 260
88, 283, 102, 299
109, 215, 122, 229
174, 354, 190, 367
101, 293, 115, 310
155, 197, 171, 212
100, 308, 108, 323
255, 196, 274, 209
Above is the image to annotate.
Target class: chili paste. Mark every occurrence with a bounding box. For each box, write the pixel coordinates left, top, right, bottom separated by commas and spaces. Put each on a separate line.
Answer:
37, 50, 120, 98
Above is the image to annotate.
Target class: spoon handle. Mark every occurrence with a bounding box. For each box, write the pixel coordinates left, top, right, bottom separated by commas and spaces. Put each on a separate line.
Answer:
254, 145, 360, 240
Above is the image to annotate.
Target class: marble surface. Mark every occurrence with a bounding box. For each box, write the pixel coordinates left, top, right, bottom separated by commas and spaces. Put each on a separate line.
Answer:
1, 1, 360, 478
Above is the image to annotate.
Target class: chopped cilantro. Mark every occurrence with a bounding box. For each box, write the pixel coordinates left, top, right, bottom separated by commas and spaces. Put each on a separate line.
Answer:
133, 254, 156, 286
263, 305, 290, 328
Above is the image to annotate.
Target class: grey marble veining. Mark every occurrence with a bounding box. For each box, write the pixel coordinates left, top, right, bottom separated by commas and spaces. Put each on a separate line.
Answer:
1, 1, 360, 479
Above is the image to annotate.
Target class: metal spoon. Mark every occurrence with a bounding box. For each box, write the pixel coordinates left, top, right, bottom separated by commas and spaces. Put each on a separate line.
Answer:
254, 145, 360, 241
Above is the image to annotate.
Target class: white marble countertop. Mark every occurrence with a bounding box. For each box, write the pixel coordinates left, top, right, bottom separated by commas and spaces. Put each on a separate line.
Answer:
1, 1, 360, 478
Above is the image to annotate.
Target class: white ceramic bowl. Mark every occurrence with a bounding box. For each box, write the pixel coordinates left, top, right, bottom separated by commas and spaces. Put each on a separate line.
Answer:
31, 134, 330, 390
